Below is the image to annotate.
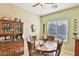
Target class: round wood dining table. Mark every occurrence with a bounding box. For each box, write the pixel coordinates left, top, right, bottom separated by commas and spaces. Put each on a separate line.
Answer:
35, 46, 57, 56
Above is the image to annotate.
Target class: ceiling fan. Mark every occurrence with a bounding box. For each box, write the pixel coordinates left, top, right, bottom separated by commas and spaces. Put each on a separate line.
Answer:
32, 3, 54, 7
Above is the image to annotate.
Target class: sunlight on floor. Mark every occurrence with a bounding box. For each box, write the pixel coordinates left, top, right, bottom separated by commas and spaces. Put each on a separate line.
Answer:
60, 49, 74, 56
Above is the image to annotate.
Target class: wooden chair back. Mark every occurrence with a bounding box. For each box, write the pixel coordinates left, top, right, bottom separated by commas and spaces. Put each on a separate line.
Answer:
27, 40, 35, 56
47, 36, 55, 41
55, 39, 63, 56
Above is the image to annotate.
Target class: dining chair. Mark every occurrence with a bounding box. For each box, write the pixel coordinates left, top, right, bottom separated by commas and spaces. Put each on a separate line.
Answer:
55, 39, 63, 56
42, 36, 56, 56
27, 41, 35, 56
45, 39, 63, 56
27, 41, 32, 56
47, 36, 55, 41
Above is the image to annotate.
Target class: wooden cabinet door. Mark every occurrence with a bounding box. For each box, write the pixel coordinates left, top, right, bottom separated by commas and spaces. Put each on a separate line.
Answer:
75, 40, 79, 56
9, 47, 15, 56
14, 40, 24, 56
14, 46, 20, 56
0, 48, 9, 56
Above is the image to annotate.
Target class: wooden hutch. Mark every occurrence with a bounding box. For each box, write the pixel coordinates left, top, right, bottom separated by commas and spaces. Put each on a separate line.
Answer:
0, 17, 24, 56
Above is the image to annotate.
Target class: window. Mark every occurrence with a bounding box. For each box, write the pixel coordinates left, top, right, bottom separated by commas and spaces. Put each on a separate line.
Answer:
47, 19, 68, 42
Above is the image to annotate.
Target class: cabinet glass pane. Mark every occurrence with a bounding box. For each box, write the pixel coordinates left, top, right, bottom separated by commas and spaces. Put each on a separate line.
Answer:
2, 23, 10, 32
15, 23, 22, 32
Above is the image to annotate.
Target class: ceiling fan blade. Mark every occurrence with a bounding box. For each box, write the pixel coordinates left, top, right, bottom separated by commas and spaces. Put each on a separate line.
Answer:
45, 3, 54, 4
32, 3, 40, 7
32, 3, 54, 7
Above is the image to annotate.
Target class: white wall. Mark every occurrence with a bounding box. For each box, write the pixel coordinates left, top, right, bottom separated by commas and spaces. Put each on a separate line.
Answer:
0, 3, 40, 40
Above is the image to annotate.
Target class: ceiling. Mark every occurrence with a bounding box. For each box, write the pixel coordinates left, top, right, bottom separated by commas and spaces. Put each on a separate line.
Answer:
13, 3, 79, 16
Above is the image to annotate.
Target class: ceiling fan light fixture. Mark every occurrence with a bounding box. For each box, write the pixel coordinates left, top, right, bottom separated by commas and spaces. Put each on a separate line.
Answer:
51, 4, 58, 9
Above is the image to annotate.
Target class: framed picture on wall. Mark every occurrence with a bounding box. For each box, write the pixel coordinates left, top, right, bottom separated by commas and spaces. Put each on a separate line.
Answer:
47, 18, 68, 42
